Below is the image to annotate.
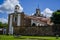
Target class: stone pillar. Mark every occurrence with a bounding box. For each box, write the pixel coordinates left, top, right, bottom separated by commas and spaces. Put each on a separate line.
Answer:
17, 14, 21, 26
9, 15, 13, 35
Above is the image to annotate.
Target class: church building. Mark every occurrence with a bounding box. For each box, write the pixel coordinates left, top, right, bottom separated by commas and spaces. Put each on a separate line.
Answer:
8, 5, 53, 35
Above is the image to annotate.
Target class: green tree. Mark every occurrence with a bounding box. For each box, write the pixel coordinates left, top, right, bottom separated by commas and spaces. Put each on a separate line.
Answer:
0, 22, 3, 28
3, 23, 8, 28
0, 22, 8, 28
51, 10, 60, 24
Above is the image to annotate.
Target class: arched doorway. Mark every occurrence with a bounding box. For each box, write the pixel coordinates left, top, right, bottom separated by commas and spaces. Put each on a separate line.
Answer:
32, 23, 36, 26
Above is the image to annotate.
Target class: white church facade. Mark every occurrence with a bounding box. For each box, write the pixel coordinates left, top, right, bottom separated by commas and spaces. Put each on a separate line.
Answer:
8, 5, 53, 35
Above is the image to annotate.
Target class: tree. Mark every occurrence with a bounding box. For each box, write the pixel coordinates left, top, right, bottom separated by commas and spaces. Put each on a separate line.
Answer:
0, 22, 3, 28
51, 10, 60, 24
0, 22, 8, 28
3, 23, 8, 28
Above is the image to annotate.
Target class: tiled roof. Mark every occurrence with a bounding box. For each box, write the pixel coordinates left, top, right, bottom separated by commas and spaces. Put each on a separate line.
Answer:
24, 16, 50, 23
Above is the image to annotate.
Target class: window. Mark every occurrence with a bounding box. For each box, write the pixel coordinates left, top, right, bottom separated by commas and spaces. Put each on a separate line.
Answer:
14, 15, 17, 25
32, 23, 36, 26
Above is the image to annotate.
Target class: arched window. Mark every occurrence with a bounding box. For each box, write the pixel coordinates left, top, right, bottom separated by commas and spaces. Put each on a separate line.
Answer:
14, 15, 17, 25
32, 23, 36, 26
15, 17, 17, 22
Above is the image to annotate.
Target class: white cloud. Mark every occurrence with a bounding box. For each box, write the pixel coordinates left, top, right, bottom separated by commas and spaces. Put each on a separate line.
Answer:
31, 8, 53, 17
0, 0, 23, 14
0, 18, 8, 23
31, 13, 35, 16
41, 8, 53, 17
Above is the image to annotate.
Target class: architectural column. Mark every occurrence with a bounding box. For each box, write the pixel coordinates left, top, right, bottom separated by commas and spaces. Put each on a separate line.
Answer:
9, 15, 13, 35
17, 14, 21, 26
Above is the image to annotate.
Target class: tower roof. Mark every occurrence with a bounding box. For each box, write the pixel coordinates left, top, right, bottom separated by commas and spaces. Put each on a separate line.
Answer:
14, 5, 20, 13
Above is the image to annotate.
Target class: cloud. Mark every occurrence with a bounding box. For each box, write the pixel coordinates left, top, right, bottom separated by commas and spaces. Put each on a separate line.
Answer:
0, 18, 8, 23
0, 0, 23, 14
31, 8, 53, 17
31, 13, 35, 16
41, 8, 53, 17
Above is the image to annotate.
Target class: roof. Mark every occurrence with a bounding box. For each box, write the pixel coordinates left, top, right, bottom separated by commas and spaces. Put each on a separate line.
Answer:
24, 16, 50, 23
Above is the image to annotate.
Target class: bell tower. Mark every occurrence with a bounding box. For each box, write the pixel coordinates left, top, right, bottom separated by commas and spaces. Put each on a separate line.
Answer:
36, 4, 41, 16
36, 8, 41, 17
14, 5, 20, 13
8, 5, 25, 35
34, 4, 41, 17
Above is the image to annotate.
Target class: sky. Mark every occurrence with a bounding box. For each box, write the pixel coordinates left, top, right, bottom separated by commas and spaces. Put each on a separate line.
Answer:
0, 0, 60, 23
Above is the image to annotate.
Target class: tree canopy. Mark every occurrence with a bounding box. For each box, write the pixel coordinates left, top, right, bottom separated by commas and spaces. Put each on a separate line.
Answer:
51, 10, 60, 24
0, 22, 8, 28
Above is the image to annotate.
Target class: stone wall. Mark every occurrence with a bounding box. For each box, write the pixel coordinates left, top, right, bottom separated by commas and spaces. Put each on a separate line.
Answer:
14, 26, 53, 36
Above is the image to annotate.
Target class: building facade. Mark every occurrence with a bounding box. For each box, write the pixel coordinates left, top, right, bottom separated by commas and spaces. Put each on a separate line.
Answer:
8, 5, 53, 35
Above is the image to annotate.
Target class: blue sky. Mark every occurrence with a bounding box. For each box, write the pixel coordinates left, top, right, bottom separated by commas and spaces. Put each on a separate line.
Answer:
0, 0, 60, 23
20, 0, 60, 12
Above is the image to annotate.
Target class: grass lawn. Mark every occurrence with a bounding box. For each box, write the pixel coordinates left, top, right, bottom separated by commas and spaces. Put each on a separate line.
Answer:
0, 35, 60, 40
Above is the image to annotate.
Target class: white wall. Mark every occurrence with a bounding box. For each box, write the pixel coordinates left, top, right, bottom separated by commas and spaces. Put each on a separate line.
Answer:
9, 15, 13, 34
31, 20, 37, 26
31, 19, 46, 26
17, 14, 21, 26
